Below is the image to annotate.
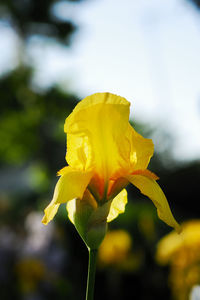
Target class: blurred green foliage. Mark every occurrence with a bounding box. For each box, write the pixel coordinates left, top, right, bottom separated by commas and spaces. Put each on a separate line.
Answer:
0, 66, 77, 168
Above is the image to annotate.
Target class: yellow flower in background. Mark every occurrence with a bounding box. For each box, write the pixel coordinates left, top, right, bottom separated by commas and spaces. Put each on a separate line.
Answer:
156, 220, 200, 300
156, 220, 200, 266
42, 93, 180, 246
98, 230, 132, 266
98, 229, 143, 272
16, 258, 45, 293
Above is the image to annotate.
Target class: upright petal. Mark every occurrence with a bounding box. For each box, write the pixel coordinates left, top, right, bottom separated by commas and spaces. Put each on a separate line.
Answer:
64, 93, 131, 179
125, 124, 154, 171
42, 166, 93, 225
66, 133, 92, 171
126, 174, 181, 233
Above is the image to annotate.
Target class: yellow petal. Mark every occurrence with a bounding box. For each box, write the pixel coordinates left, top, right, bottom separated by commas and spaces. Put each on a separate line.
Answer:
42, 202, 60, 226
66, 198, 76, 225
42, 167, 93, 225
65, 133, 92, 171
64, 92, 154, 182
64, 93, 131, 179
67, 92, 129, 113
54, 166, 93, 204
107, 189, 128, 222
131, 169, 159, 180
126, 174, 181, 233
125, 123, 154, 170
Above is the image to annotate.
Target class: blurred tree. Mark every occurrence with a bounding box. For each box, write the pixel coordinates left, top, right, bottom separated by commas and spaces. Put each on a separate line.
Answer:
0, 0, 81, 218
0, 0, 80, 175
187, 0, 200, 9
0, 66, 77, 170
0, 0, 79, 44
0, 2, 82, 299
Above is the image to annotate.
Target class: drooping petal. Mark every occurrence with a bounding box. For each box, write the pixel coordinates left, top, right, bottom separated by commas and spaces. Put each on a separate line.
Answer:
42, 167, 93, 225
42, 201, 60, 226
126, 174, 181, 233
131, 169, 159, 180
107, 189, 128, 222
64, 93, 131, 179
54, 166, 93, 204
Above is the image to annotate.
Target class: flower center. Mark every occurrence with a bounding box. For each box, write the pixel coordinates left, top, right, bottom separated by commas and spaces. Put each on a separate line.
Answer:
88, 174, 128, 203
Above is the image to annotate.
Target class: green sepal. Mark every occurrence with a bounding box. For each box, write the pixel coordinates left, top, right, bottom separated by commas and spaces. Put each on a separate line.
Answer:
67, 195, 111, 250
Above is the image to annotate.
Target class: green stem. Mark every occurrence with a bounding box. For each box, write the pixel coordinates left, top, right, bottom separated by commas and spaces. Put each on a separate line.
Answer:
86, 248, 98, 300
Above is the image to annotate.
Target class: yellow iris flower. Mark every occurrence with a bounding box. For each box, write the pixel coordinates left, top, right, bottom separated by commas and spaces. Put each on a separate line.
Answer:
156, 220, 200, 300
42, 93, 180, 234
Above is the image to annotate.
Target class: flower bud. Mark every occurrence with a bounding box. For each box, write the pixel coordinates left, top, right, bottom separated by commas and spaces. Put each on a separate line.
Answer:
67, 190, 111, 250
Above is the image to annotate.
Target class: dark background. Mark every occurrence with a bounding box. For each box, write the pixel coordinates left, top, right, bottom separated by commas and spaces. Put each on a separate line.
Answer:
0, 0, 199, 299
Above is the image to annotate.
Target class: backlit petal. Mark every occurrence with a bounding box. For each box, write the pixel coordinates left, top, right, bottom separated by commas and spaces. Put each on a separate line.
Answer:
125, 124, 154, 170
131, 169, 159, 180
64, 93, 131, 179
55, 166, 93, 204
42, 201, 60, 226
66, 133, 92, 171
126, 174, 181, 232
42, 166, 93, 225
107, 189, 128, 222
64, 93, 154, 182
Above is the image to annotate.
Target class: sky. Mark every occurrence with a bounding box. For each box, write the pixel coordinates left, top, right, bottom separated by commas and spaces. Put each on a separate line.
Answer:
1, 0, 200, 161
